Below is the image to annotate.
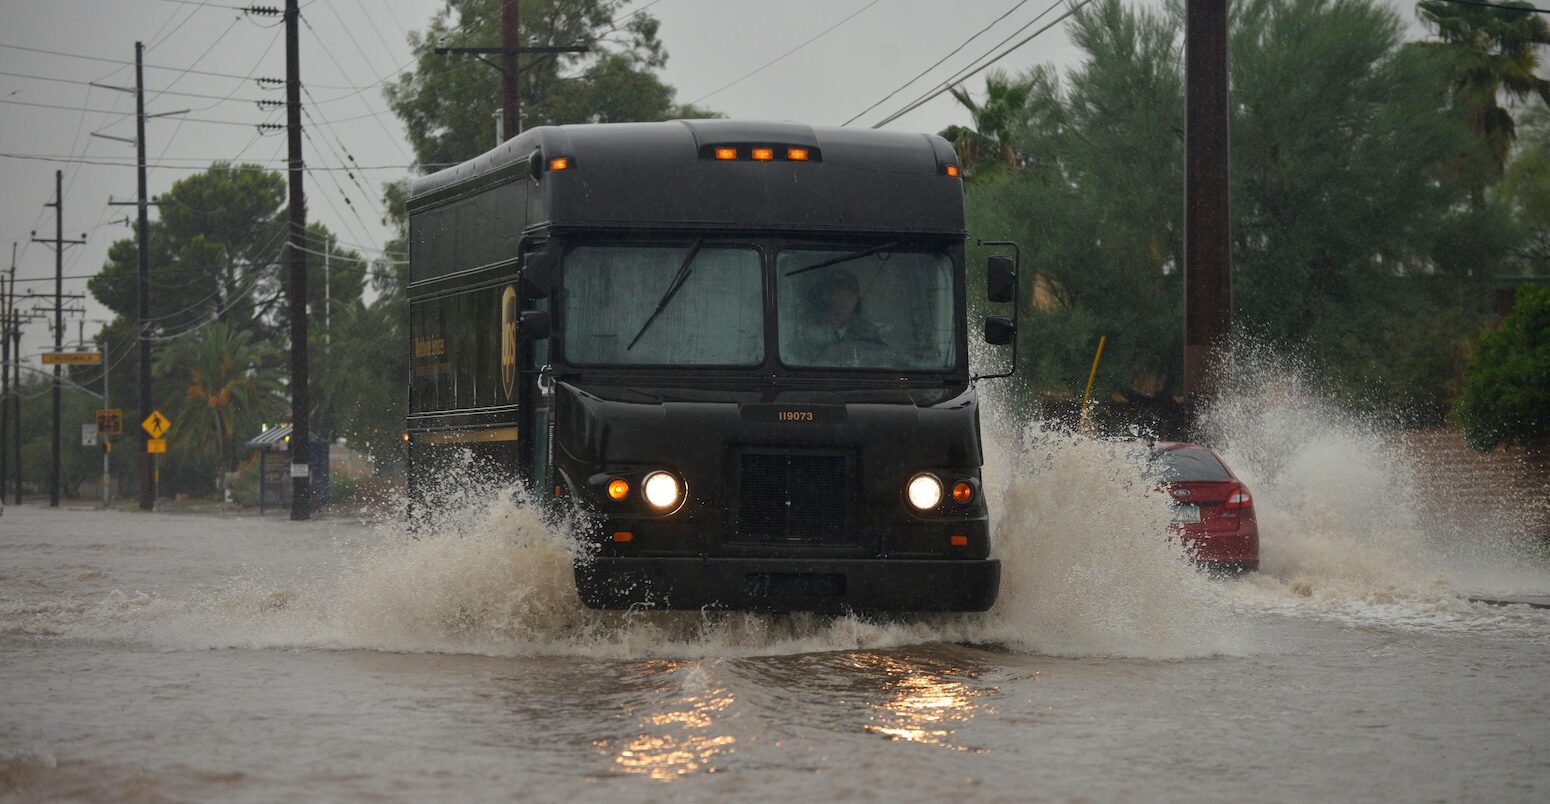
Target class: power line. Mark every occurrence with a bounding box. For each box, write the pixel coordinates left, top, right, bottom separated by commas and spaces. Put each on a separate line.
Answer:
686, 0, 884, 106
0, 97, 257, 127
0, 69, 265, 104
870, 0, 1092, 129
1424, 0, 1549, 12
0, 43, 372, 90
297, 13, 412, 162
0, 153, 443, 171
842, 0, 1037, 127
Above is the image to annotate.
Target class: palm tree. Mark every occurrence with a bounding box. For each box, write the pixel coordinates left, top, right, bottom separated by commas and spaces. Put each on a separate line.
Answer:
1418, 0, 1550, 184
156, 322, 282, 486
942, 70, 1038, 177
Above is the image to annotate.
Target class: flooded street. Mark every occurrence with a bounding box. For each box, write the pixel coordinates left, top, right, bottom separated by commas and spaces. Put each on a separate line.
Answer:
4, 403, 1549, 802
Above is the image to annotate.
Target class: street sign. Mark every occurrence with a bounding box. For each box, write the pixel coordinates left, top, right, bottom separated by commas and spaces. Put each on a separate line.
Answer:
142, 410, 171, 439
42, 352, 102, 365
81, 423, 97, 447
96, 408, 123, 436
147, 438, 167, 454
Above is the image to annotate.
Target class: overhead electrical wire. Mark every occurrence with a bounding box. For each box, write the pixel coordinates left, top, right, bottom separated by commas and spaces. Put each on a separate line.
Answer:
842, 0, 1037, 126
869, 0, 1093, 129
686, 0, 884, 106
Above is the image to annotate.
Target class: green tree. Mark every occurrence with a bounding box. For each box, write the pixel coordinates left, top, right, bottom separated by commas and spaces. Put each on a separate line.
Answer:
942, 70, 1038, 178
311, 298, 408, 467
1418, 0, 1550, 185
90, 163, 287, 336
964, 0, 1493, 422
1456, 284, 1550, 450
155, 322, 283, 486
386, 0, 716, 168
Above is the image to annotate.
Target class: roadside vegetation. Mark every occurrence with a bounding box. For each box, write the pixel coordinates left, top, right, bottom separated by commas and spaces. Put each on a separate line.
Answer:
958, 0, 1550, 437
18, 0, 1546, 505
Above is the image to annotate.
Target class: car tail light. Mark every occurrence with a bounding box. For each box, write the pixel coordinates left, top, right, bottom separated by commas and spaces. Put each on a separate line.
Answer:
1223, 486, 1253, 510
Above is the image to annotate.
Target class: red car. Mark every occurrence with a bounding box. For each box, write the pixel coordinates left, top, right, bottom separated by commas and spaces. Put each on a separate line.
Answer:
1154, 442, 1259, 573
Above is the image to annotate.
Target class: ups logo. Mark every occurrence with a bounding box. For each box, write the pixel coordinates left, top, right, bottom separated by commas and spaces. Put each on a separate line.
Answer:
501, 286, 518, 401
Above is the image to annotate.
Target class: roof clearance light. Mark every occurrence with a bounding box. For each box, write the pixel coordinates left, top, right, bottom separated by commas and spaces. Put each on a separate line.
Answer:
751, 147, 774, 161
787, 147, 810, 161
549, 157, 571, 171
945, 165, 960, 177
715, 147, 738, 160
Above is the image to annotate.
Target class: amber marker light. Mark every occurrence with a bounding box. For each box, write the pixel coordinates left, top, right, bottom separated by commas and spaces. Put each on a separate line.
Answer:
786, 147, 810, 161
612, 531, 634, 543
751, 147, 774, 161
950, 534, 969, 548
715, 147, 738, 160
607, 478, 630, 500
548, 157, 571, 171
945, 165, 960, 177
952, 481, 974, 504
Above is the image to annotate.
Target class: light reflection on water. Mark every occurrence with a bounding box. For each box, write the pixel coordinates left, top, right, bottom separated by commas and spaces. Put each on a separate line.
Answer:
598, 661, 739, 780
852, 653, 983, 750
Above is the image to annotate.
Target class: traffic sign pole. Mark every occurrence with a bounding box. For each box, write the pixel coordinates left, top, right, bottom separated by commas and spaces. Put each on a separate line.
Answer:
101, 339, 109, 508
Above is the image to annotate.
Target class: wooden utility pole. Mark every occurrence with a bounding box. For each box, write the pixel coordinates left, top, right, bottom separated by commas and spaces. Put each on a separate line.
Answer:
285, 0, 311, 520
99, 42, 183, 511
0, 251, 10, 500
1183, 0, 1232, 404
434, 1, 588, 142
135, 41, 155, 511
31, 171, 87, 507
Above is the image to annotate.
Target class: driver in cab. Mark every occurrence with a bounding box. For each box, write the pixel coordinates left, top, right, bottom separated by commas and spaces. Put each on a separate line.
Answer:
799, 269, 889, 365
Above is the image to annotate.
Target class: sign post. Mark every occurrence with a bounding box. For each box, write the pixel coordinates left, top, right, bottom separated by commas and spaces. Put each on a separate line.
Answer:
141, 409, 170, 508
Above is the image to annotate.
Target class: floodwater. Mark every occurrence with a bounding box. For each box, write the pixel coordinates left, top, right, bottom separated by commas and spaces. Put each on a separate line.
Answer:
3, 379, 1549, 802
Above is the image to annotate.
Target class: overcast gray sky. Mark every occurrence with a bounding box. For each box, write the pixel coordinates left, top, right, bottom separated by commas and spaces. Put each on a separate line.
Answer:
0, 0, 1423, 363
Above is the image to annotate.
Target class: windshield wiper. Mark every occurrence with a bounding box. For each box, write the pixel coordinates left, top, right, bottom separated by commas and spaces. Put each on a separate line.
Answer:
784, 241, 899, 277
627, 239, 704, 351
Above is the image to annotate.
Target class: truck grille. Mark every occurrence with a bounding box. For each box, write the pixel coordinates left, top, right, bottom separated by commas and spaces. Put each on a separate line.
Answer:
736, 452, 851, 544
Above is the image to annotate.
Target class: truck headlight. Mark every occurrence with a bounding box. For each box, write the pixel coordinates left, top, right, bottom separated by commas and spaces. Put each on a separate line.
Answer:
642, 471, 683, 510
906, 473, 943, 510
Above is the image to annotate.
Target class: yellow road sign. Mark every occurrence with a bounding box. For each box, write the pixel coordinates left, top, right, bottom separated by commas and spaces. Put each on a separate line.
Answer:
142, 410, 171, 438
42, 352, 102, 365
96, 408, 123, 436
147, 438, 167, 454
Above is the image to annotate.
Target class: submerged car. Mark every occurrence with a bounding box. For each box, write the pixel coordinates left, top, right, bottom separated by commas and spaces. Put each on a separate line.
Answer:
1154, 442, 1259, 573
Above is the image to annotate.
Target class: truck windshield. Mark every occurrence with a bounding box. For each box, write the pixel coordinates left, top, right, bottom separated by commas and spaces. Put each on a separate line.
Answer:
777, 248, 957, 371
563, 244, 763, 366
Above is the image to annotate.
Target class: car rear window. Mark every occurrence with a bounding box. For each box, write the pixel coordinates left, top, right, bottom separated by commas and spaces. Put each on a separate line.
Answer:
1157, 448, 1231, 481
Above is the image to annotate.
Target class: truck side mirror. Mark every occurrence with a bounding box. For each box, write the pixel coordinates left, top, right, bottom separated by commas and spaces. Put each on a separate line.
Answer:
986, 255, 1015, 303
984, 316, 1014, 345
520, 310, 551, 340
521, 249, 558, 299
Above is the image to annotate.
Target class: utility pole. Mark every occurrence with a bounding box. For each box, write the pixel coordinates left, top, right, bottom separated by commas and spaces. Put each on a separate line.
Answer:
100, 337, 110, 508
434, 2, 588, 142
99, 42, 183, 512
285, 0, 311, 520
31, 171, 87, 507
8, 274, 25, 505
0, 249, 11, 501
1183, 0, 1232, 408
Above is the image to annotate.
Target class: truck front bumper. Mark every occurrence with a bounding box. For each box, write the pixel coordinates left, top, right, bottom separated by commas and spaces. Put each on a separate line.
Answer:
575, 556, 1000, 613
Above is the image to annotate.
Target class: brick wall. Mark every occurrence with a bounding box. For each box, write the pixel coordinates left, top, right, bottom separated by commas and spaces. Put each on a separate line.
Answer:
1397, 429, 1550, 540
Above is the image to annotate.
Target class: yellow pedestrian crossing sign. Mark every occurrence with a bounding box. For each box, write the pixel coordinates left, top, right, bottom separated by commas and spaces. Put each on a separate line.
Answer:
142, 410, 171, 439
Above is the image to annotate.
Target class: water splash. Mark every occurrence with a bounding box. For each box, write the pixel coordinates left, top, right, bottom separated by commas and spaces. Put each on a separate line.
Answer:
1197, 342, 1550, 626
